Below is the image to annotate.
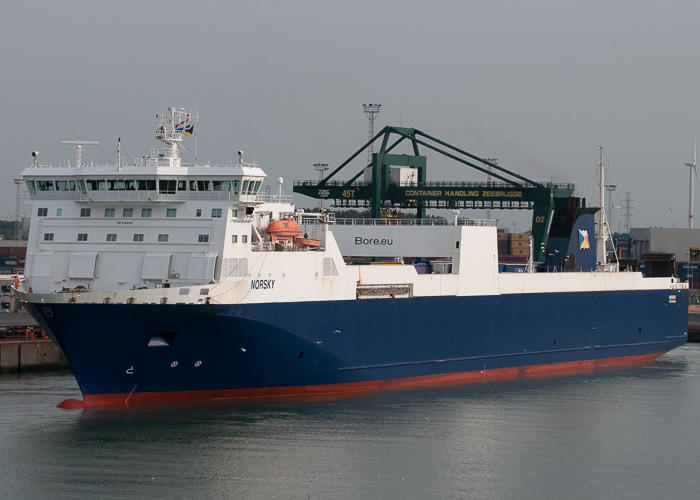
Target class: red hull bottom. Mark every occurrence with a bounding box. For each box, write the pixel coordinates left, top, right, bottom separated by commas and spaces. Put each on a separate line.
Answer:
58, 352, 664, 409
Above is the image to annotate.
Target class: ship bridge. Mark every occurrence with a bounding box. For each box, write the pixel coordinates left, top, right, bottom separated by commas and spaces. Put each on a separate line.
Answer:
293, 126, 576, 262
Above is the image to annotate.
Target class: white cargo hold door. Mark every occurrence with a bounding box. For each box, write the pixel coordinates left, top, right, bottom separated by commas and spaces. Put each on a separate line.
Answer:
68, 252, 98, 279
142, 253, 171, 280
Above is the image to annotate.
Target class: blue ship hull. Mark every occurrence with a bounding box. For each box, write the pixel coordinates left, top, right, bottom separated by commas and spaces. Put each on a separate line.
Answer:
25, 288, 688, 406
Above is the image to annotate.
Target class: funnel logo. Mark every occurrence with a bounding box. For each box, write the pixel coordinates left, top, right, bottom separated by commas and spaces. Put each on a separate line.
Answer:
578, 229, 590, 250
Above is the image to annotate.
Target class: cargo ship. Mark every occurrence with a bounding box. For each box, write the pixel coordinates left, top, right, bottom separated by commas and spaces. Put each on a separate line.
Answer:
14, 108, 688, 408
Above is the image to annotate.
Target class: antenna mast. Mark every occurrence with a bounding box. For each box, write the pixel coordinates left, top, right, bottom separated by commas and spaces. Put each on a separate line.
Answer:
363, 104, 381, 165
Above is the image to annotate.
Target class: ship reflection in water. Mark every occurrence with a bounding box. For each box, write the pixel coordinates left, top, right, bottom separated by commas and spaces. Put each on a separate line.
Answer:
1, 344, 699, 499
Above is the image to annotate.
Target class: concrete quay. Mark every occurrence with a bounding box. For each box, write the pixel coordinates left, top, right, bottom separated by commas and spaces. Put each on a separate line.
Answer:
0, 338, 69, 372
0, 311, 69, 372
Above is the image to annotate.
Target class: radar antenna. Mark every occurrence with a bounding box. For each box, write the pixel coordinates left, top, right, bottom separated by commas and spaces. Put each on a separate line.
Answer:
62, 140, 100, 167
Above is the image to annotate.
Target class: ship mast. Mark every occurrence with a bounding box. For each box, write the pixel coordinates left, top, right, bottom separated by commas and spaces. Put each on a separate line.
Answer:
596, 144, 606, 267
154, 107, 192, 167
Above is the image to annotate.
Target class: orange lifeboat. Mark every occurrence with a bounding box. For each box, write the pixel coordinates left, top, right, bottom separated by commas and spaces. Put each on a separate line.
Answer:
266, 218, 302, 241
293, 236, 321, 249
267, 217, 321, 249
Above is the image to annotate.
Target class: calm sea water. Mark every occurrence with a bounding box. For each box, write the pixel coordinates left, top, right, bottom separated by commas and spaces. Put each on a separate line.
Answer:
1, 345, 700, 500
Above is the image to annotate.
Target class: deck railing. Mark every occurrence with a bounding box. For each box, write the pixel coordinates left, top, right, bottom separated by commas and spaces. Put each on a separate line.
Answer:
334, 217, 495, 227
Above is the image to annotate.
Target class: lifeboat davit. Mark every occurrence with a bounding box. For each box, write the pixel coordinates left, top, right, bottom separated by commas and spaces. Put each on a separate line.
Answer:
266, 218, 321, 249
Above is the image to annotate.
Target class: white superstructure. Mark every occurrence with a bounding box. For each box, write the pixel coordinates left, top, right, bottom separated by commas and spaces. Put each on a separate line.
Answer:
18, 108, 685, 310
20, 108, 285, 295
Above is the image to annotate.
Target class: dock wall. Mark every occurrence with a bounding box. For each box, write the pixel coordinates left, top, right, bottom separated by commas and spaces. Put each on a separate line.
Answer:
0, 340, 69, 372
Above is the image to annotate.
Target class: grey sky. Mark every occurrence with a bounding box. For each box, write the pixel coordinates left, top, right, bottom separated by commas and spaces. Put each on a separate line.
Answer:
2, 0, 699, 230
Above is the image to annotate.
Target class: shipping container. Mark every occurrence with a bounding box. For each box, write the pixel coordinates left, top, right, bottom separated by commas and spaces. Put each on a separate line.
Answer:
677, 262, 700, 282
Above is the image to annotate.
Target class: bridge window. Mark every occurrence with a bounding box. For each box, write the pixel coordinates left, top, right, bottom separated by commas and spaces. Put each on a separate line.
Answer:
137, 179, 156, 191
241, 180, 249, 194
85, 180, 107, 191
232, 180, 240, 194
26, 180, 35, 194
108, 180, 127, 190
35, 180, 54, 191
177, 180, 187, 191
159, 180, 177, 194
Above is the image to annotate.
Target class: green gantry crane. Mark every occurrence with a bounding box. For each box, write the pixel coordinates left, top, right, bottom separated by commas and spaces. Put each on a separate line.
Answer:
293, 126, 575, 262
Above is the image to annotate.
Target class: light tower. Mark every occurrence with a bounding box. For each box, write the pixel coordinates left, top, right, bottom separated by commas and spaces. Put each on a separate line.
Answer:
685, 139, 697, 229
605, 184, 617, 234
623, 191, 633, 234
484, 158, 498, 220
13, 178, 22, 242
313, 162, 329, 210
363, 104, 381, 165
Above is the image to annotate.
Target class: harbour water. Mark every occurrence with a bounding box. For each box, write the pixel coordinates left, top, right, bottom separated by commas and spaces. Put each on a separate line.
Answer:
1, 344, 699, 500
